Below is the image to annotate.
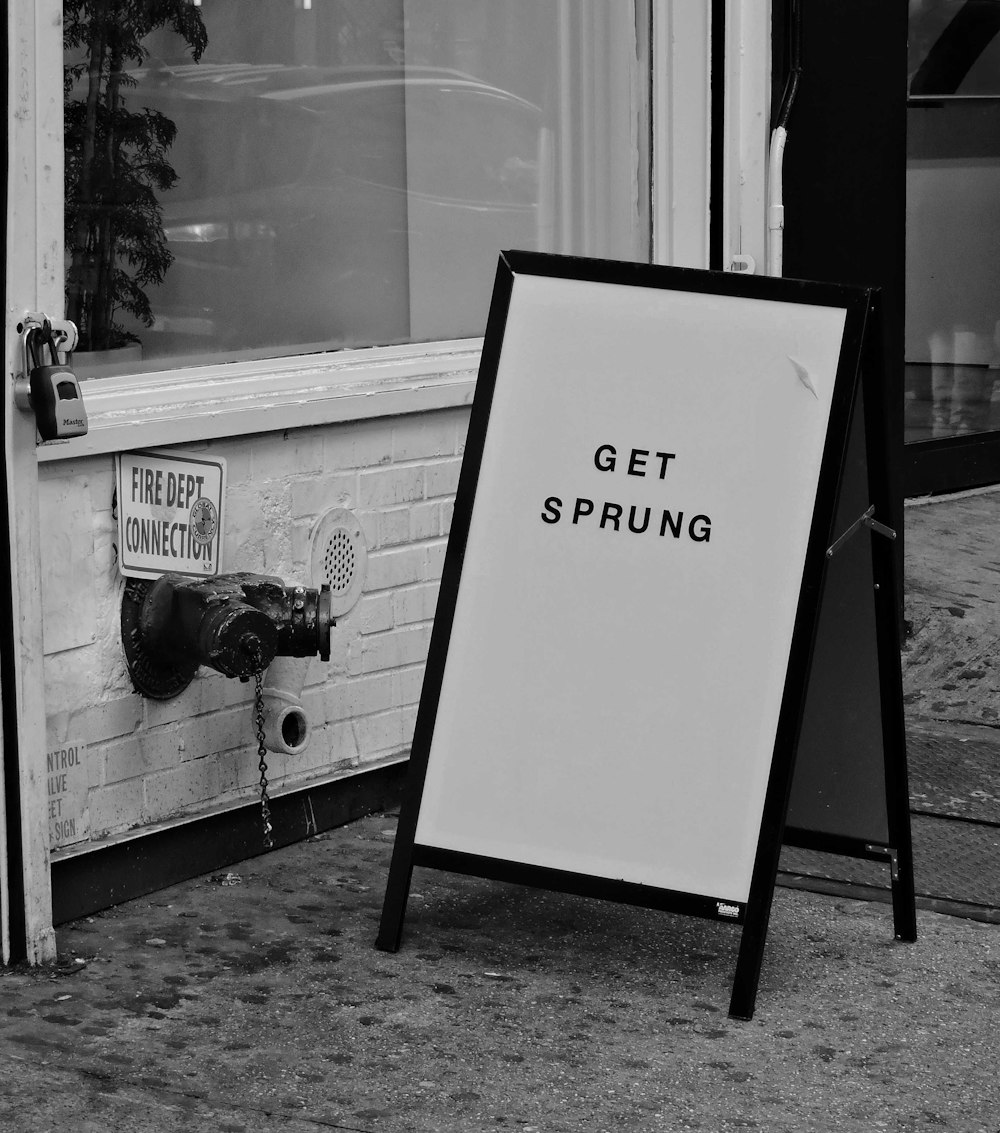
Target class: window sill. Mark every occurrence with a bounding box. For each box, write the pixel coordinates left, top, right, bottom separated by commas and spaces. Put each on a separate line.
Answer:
37, 340, 482, 463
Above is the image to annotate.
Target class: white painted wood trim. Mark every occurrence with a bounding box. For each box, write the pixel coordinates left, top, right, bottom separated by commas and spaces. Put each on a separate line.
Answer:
4, 0, 60, 963
722, 0, 771, 274
38, 340, 483, 462
652, 0, 711, 268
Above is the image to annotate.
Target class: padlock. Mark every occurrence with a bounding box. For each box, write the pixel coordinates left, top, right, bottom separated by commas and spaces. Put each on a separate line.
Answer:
27, 321, 88, 441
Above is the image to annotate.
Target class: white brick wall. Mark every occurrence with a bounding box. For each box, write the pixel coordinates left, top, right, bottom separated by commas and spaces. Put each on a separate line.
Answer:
40, 405, 469, 850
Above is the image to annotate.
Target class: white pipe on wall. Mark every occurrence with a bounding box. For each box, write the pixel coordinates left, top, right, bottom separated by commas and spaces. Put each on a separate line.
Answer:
766, 124, 787, 277
260, 656, 311, 757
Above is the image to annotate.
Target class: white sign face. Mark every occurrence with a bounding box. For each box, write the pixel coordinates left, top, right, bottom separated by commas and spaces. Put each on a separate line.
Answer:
413, 271, 849, 906
116, 450, 226, 579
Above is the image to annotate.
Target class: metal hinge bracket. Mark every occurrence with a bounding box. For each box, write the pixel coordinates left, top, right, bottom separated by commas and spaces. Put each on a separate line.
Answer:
827, 505, 896, 559
865, 842, 900, 882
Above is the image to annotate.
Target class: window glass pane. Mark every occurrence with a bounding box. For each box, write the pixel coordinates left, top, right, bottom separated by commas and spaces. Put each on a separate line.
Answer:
64, 1, 651, 372
909, 0, 1000, 96
905, 1, 1000, 440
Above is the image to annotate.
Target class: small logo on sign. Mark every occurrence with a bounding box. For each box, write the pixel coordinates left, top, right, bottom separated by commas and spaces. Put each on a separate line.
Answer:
716, 902, 740, 919
190, 497, 218, 546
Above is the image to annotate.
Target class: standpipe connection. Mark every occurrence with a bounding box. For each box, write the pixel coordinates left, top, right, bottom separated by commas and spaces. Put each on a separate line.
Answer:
122, 573, 333, 754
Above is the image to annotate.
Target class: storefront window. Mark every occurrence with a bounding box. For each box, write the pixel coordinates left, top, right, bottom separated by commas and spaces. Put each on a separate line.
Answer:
905, 0, 1000, 440
63, 0, 652, 374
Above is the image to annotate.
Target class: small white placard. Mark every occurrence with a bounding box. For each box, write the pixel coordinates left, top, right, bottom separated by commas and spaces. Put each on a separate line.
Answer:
48, 742, 88, 850
116, 450, 226, 579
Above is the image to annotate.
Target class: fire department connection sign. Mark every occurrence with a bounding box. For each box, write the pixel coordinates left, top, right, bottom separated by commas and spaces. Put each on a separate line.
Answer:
116, 450, 226, 579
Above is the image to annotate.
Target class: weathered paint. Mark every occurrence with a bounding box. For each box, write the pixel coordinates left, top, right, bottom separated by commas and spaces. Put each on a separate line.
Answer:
4, 0, 66, 964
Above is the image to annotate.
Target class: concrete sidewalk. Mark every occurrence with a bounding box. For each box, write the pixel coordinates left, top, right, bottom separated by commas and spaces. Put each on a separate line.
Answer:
903, 485, 1000, 728
1, 487, 998, 1133
1, 811, 998, 1133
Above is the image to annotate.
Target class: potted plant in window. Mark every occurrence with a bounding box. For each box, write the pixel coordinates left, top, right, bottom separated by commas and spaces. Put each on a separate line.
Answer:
63, 0, 207, 364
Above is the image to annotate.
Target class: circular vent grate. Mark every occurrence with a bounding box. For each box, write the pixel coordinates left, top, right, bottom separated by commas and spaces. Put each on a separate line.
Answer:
310, 508, 367, 616
324, 528, 357, 596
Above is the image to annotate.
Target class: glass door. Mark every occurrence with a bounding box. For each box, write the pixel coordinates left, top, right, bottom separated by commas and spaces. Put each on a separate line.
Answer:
905, 2, 1000, 466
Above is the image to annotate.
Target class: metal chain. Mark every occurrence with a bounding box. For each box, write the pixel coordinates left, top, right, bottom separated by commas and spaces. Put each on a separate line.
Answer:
253, 668, 274, 850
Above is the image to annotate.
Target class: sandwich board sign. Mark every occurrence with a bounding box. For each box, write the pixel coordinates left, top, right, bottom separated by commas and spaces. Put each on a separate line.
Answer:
377, 251, 915, 1020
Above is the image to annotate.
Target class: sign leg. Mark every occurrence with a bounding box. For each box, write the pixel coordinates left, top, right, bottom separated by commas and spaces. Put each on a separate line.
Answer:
728, 839, 784, 1020
890, 842, 917, 942
375, 832, 415, 952
866, 351, 917, 946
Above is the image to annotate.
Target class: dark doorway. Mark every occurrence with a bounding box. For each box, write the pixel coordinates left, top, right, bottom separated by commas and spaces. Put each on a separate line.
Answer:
773, 0, 1000, 496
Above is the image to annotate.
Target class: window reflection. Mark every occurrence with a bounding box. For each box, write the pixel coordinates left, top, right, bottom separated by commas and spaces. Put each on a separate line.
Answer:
906, 1, 1000, 440
64, 1, 651, 373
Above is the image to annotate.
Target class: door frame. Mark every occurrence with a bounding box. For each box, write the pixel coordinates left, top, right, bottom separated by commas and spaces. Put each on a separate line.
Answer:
4, 0, 60, 964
